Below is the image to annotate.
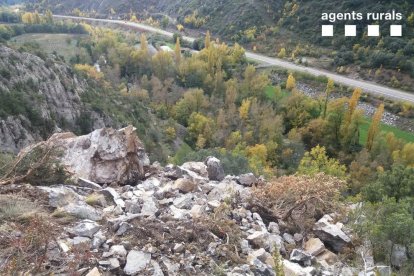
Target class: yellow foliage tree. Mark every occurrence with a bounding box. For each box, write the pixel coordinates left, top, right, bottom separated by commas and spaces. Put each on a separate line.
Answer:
366, 103, 384, 151
21, 12, 34, 24
322, 78, 334, 118
188, 112, 214, 149
239, 98, 251, 121
286, 73, 296, 91
277, 48, 286, 58
174, 37, 181, 65
298, 145, 347, 179
393, 143, 414, 167
205, 30, 211, 49
74, 64, 103, 80
176, 24, 184, 32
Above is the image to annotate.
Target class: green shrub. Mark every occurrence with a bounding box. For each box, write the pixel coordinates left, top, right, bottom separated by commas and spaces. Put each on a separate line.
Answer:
351, 198, 414, 268
362, 165, 414, 202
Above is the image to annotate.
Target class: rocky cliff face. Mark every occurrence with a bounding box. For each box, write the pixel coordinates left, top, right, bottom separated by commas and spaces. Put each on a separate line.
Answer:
0, 45, 108, 153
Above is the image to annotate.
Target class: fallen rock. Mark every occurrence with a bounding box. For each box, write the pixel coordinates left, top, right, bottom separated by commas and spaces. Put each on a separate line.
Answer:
92, 231, 106, 249
64, 203, 103, 221
99, 258, 120, 270
173, 243, 185, 253
47, 126, 149, 185
68, 220, 101, 238
85, 267, 101, 276
124, 250, 151, 275
248, 248, 274, 266
247, 231, 269, 248
180, 162, 208, 178
73, 236, 91, 246
290, 249, 312, 266
283, 233, 296, 245
304, 238, 325, 256
237, 173, 257, 186
100, 187, 125, 208
78, 178, 102, 190
268, 222, 280, 235
283, 259, 315, 276
174, 178, 197, 193
40, 186, 102, 220
315, 249, 338, 265
313, 215, 351, 252
249, 257, 275, 276
141, 196, 159, 216
164, 164, 184, 179
160, 257, 180, 275
38, 185, 81, 208
125, 199, 142, 214
151, 260, 164, 276
110, 245, 127, 258
190, 204, 205, 218
205, 156, 225, 181
208, 178, 250, 202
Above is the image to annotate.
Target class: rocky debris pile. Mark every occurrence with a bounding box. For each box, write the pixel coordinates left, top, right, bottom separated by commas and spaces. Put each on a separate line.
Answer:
34, 164, 390, 275
0, 127, 394, 275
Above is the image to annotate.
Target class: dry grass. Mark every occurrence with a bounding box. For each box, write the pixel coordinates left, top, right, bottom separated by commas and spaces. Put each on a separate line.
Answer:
0, 194, 42, 221
0, 216, 58, 274
250, 173, 345, 233
85, 193, 106, 207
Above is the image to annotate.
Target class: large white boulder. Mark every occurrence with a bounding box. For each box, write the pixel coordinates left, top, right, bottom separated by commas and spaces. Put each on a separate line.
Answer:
47, 125, 149, 185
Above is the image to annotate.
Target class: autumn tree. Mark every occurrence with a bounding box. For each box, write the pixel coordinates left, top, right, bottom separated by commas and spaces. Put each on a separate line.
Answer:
205, 30, 211, 49
174, 89, 208, 125
152, 51, 175, 80
298, 145, 347, 179
246, 144, 268, 175
239, 98, 251, 121
174, 37, 181, 65
44, 10, 53, 24
392, 143, 414, 167
21, 12, 34, 24
345, 87, 362, 125
322, 78, 334, 118
366, 103, 384, 151
286, 73, 296, 90
187, 112, 215, 149
277, 48, 286, 58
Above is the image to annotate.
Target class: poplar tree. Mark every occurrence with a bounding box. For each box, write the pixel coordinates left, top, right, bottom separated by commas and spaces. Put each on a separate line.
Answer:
366, 103, 384, 151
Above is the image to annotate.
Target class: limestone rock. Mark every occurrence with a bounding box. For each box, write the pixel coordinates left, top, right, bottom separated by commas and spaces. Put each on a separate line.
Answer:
47, 126, 149, 185
205, 156, 225, 181
124, 250, 151, 275
180, 162, 208, 178
313, 215, 351, 252
39, 185, 102, 221
237, 173, 257, 186
174, 178, 197, 193
283, 259, 315, 276
68, 220, 101, 238
110, 245, 127, 258
85, 267, 101, 276
304, 238, 325, 256
289, 249, 312, 266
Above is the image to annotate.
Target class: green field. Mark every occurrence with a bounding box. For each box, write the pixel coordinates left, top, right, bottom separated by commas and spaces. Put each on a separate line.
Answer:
359, 118, 414, 145
264, 85, 289, 101
10, 33, 89, 61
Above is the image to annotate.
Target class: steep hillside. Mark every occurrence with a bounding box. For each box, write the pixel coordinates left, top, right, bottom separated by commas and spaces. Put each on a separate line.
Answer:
0, 45, 169, 160
0, 44, 93, 152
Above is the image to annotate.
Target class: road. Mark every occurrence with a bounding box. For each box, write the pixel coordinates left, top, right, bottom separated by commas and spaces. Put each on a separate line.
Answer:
54, 14, 414, 103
